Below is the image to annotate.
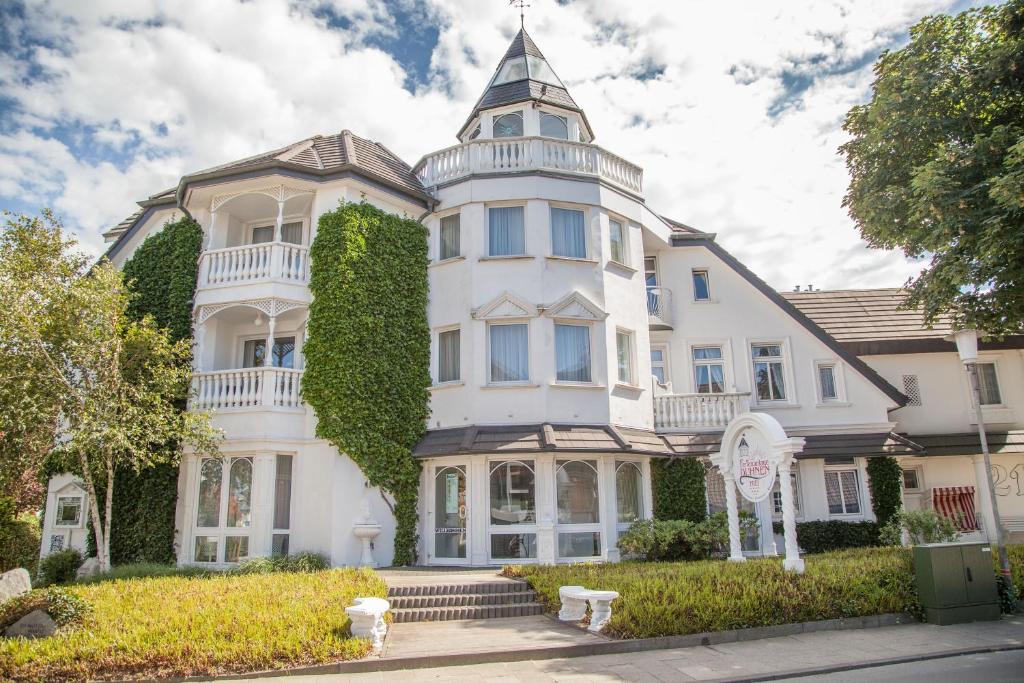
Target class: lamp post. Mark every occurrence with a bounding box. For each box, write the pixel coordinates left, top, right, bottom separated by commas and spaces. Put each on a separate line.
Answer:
951, 328, 1014, 595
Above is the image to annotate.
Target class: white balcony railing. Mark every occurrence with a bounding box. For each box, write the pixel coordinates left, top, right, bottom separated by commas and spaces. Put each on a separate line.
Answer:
415, 137, 644, 195
192, 367, 303, 411
647, 286, 672, 328
653, 392, 750, 430
200, 242, 309, 287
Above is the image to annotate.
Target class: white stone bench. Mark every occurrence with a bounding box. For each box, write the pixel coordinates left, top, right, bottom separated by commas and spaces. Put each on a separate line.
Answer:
558, 585, 620, 632
345, 597, 390, 650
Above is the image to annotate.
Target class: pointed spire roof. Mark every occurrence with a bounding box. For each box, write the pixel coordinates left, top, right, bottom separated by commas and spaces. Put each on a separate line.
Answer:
457, 27, 594, 141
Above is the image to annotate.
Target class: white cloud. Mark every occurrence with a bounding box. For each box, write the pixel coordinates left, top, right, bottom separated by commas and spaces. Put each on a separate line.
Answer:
0, 0, 965, 289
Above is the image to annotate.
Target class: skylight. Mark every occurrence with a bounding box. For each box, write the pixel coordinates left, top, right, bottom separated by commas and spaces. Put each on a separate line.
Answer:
490, 55, 564, 88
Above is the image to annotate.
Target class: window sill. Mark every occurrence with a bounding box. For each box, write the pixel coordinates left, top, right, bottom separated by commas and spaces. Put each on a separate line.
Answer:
614, 382, 644, 393
692, 299, 720, 305
545, 255, 598, 265
550, 381, 606, 389
429, 381, 465, 391
481, 382, 540, 390
429, 255, 466, 269
753, 401, 800, 410
605, 260, 636, 276
815, 401, 851, 408
478, 255, 536, 262
53, 524, 84, 530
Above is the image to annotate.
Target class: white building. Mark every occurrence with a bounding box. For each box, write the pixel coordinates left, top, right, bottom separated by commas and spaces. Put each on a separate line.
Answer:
39, 28, 1024, 566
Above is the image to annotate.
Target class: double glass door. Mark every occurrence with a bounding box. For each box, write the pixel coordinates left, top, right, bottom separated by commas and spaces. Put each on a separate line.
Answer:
433, 465, 468, 562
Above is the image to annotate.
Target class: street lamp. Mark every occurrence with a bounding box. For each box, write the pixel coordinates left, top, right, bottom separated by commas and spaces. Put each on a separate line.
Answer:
951, 328, 1014, 596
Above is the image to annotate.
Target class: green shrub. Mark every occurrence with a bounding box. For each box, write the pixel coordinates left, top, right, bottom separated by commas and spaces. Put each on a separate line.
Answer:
618, 512, 758, 561
234, 552, 330, 575
76, 562, 215, 584
866, 456, 903, 526
775, 520, 880, 553
37, 549, 83, 586
898, 509, 961, 545
0, 586, 91, 631
0, 497, 41, 573
650, 458, 707, 522
505, 547, 918, 639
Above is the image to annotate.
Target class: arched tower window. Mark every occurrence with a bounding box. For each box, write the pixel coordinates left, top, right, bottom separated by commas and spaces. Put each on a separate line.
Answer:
493, 112, 524, 138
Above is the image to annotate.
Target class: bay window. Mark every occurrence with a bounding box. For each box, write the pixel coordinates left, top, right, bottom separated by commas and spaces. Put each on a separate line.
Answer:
554, 323, 591, 383
540, 112, 569, 139
616, 329, 636, 385
550, 207, 586, 259
272, 454, 293, 556
438, 328, 461, 383
493, 111, 524, 138
489, 323, 529, 383
439, 214, 461, 260
489, 460, 537, 560
616, 461, 644, 528
488, 206, 526, 256
194, 456, 254, 563
608, 218, 627, 265
556, 460, 601, 559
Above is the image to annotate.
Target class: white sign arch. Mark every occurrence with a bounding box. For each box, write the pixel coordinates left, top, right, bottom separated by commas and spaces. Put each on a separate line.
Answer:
711, 412, 806, 573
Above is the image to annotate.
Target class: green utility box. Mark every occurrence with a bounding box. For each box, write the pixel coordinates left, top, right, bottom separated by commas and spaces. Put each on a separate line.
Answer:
913, 542, 1000, 625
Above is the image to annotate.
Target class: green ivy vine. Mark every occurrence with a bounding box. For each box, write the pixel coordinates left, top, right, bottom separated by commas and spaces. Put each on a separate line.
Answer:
303, 202, 430, 566
866, 456, 903, 526
651, 458, 708, 523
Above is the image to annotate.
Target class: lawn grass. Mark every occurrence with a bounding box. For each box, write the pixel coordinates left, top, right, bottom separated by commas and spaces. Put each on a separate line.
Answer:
0, 567, 386, 681
504, 547, 918, 639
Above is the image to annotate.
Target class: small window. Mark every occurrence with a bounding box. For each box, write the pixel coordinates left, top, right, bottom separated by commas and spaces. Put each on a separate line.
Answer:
609, 219, 627, 265
902, 375, 922, 406
824, 469, 861, 515
650, 345, 669, 385
540, 112, 569, 139
555, 323, 592, 383
693, 346, 725, 394
902, 468, 922, 491
196, 458, 222, 528
55, 496, 83, 527
194, 536, 218, 563
440, 214, 460, 260
438, 328, 461, 383
977, 363, 1002, 405
243, 337, 295, 369
489, 323, 529, 383
251, 225, 274, 244
752, 344, 787, 401
616, 330, 635, 385
281, 222, 302, 245
692, 270, 710, 301
493, 111, 524, 138
488, 206, 526, 256
818, 363, 838, 402
550, 207, 586, 258
273, 454, 292, 557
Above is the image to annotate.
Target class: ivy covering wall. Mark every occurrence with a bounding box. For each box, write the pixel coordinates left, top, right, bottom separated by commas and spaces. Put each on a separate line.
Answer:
866, 456, 904, 527
303, 202, 431, 566
651, 458, 708, 522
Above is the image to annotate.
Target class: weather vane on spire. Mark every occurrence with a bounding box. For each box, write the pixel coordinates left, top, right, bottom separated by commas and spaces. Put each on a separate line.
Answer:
509, 0, 529, 28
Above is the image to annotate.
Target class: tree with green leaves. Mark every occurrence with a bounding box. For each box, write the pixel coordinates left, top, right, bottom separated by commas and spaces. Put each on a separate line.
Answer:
841, 1, 1024, 335
0, 211, 220, 570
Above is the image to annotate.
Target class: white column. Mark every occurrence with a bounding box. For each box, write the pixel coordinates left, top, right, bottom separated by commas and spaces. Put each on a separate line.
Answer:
193, 319, 207, 372
251, 453, 277, 558
535, 454, 557, 565
723, 471, 746, 562
641, 458, 654, 521
206, 210, 217, 250
261, 315, 277, 406
275, 199, 284, 242
973, 454, 999, 542
778, 456, 805, 573
599, 457, 620, 562
469, 459, 488, 565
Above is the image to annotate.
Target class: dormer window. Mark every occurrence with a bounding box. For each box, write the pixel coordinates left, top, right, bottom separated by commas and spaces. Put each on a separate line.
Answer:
493, 56, 529, 85
540, 113, 568, 139
493, 112, 524, 138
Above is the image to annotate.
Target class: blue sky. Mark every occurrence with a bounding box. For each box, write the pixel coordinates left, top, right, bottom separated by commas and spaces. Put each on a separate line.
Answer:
0, 0, 993, 289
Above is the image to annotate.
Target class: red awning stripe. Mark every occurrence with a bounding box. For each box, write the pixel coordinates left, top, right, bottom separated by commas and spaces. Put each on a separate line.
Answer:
932, 487, 979, 532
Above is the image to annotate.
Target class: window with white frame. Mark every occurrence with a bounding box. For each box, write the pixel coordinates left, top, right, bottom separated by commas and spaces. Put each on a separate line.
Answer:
540, 112, 569, 139
438, 328, 461, 383
555, 460, 601, 558
55, 495, 83, 527
824, 468, 862, 516
693, 346, 726, 394
251, 221, 302, 245
489, 323, 529, 383
489, 460, 538, 560
771, 470, 802, 519
272, 455, 293, 556
195, 456, 254, 563
439, 214, 460, 260
554, 323, 592, 383
493, 111, 524, 137
550, 207, 586, 259
752, 344, 787, 401
650, 345, 669, 385
817, 362, 839, 402
243, 336, 295, 369
616, 329, 636, 385
902, 467, 923, 492
488, 206, 526, 256
692, 269, 711, 301
977, 363, 1002, 405
616, 461, 644, 526
608, 218, 628, 265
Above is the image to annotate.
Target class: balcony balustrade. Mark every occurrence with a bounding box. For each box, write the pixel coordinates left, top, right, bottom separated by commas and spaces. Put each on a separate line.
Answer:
199, 242, 309, 287
647, 286, 673, 329
415, 137, 644, 195
653, 392, 750, 430
192, 367, 303, 411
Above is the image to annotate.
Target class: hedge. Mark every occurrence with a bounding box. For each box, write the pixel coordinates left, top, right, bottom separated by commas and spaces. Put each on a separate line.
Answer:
0, 497, 41, 573
866, 456, 903, 526
651, 458, 707, 522
772, 520, 881, 554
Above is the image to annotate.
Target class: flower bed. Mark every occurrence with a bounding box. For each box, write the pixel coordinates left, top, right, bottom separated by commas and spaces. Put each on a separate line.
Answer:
504, 548, 919, 639
0, 567, 386, 681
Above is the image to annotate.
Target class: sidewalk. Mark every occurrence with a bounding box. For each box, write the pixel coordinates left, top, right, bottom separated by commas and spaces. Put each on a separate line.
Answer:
245, 616, 1024, 682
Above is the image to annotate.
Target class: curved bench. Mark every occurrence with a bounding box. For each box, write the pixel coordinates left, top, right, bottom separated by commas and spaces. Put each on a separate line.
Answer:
345, 597, 390, 650
558, 585, 620, 632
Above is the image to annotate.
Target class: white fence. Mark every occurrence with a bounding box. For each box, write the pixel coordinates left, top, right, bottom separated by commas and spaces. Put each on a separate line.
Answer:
653, 392, 750, 429
200, 242, 309, 286
192, 368, 303, 411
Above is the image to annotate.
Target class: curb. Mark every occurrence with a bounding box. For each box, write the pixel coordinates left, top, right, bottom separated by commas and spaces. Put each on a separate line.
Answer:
189, 612, 921, 680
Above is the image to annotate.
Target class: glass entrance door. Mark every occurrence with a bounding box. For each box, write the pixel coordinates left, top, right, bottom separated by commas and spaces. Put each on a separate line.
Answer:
433, 465, 468, 562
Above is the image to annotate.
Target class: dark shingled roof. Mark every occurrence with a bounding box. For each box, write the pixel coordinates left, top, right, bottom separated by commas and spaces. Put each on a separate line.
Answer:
661, 431, 924, 460
908, 431, 1024, 457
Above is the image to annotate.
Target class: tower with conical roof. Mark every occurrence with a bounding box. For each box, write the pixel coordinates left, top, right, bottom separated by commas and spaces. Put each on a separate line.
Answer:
456, 27, 595, 143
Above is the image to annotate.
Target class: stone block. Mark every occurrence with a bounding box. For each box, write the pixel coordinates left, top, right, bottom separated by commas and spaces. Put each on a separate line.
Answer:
76, 558, 102, 581
5, 610, 56, 639
0, 568, 31, 604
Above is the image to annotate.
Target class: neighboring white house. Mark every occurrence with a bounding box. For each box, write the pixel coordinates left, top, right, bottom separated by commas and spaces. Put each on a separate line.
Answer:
39, 27, 1024, 566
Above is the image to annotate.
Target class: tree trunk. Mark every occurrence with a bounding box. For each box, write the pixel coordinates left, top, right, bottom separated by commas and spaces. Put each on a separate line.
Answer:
79, 456, 108, 571
102, 454, 114, 572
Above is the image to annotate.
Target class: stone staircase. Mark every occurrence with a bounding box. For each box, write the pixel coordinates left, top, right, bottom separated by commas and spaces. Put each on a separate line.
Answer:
387, 580, 545, 623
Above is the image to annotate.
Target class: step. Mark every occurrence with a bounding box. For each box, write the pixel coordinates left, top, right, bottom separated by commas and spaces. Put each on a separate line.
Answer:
389, 590, 539, 609
386, 581, 529, 597
389, 602, 546, 623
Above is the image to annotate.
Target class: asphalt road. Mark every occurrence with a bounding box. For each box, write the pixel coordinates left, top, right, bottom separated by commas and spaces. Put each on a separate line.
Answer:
777, 649, 1024, 682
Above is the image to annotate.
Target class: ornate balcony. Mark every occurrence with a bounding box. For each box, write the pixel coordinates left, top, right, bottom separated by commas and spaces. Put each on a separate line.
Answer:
653, 392, 750, 430
192, 367, 303, 411
647, 286, 673, 329
199, 242, 309, 287
415, 137, 644, 195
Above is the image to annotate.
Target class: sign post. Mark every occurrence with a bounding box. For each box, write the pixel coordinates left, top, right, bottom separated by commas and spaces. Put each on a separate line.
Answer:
711, 413, 806, 573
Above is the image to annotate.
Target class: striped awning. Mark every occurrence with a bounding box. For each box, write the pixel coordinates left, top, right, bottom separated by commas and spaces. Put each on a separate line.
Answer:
932, 486, 980, 532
